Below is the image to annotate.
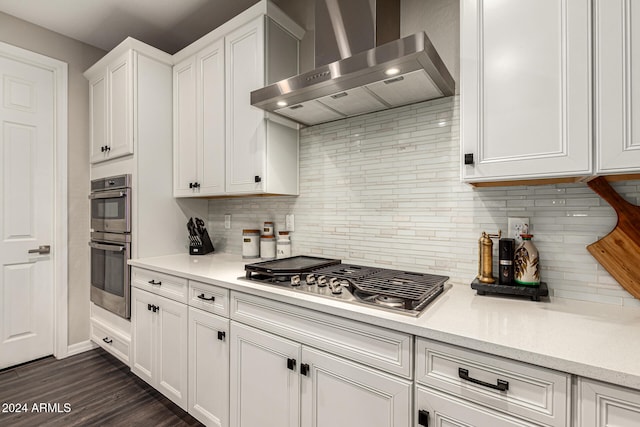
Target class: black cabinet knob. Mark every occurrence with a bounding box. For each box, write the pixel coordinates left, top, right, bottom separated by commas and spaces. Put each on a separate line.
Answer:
300, 363, 310, 376
464, 153, 474, 165
101, 146, 105, 152
287, 358, 296, 371
217, 331, 226, 341
418, 410, 430, 426
254, 175, 262, 183
102, 337, 113, 344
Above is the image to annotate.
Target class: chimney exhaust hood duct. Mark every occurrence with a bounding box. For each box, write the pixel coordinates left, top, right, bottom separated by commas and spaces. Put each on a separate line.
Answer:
251, 0, 455, 126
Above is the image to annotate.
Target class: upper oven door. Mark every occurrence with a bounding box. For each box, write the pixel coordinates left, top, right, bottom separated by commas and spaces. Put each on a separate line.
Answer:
90, 188, 131, 233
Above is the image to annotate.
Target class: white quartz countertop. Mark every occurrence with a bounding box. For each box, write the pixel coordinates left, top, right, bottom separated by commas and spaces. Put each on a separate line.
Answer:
129, 252, 640, 390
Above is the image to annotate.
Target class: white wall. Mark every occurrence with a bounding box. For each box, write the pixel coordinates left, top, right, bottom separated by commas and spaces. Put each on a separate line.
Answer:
208, 96, 640, 307
0, 12, 106, 345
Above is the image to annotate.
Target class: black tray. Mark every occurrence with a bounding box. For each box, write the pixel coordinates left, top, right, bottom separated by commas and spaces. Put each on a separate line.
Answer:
471, 278, 548, 301
244, 256, 341, 278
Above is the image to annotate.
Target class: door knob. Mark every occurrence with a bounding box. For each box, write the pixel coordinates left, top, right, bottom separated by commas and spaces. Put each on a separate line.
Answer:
28, 245, 51, 255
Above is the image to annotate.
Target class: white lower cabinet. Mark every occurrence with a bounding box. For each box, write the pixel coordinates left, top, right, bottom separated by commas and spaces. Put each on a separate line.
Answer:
229, 321, 411, 427
230, 321, 300, 427
416, 385, 540, 427
578, 378, 640, 427
300, 346, 411, 427
415, 338, 571, 427
131, 287, 188, 410
188, 306, 230, 427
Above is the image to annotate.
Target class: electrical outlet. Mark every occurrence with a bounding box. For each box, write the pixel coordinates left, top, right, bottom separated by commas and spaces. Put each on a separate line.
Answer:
508, 217, 529, 245
224, 214, 231, 229
285, 214, 294, 232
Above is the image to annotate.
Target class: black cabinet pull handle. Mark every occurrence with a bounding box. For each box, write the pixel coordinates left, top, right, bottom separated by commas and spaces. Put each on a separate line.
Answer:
189, 182, 193, 188
217, 331, 226, 341
148, 279, 162, 286
458, 368, 509, 392
254, 175, 262, 183
300, 363, 310, 376
194, 182, 200, 188
106, 145, 111, 152
100, 146, 105, 152
418, 410, 429, 426
287, 358, 296, 371
147, 303, 152, 311
102, 337, 113, 344
197, 293, 215, 301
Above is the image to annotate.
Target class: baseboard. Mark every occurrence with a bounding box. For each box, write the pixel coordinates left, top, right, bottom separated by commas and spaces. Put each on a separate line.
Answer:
66, 340, 98, 357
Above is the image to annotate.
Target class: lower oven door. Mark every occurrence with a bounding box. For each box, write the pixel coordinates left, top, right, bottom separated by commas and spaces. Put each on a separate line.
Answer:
89, 238, 131, 319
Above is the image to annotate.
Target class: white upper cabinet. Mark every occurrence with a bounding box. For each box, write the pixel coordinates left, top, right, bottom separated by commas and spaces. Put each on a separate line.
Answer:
173, 39, 225, 197
88, 50, 134, 163
595, 0, 640, 175
461, 0, 592, 184
173, 2, 303, 197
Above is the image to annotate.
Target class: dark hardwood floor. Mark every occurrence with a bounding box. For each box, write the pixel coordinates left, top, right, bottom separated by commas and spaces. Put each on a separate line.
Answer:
0, 348, 203, 427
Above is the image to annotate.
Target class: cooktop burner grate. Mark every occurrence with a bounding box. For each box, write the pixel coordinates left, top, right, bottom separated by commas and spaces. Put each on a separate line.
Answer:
312, 264, 448, 302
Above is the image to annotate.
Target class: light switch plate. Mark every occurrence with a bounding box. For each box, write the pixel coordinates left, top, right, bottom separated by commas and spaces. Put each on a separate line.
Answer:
285, 214, 294, 232
508, 217, 529, 246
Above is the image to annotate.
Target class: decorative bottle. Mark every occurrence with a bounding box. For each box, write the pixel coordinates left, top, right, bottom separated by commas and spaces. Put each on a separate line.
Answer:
514, 234, 540, 286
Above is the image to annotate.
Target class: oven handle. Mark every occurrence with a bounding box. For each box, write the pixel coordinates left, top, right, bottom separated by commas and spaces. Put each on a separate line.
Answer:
88, 189, 127, 200
89, 241, 126, 252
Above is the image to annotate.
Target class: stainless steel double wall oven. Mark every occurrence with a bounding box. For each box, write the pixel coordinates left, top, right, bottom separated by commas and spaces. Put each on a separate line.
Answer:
89, 174, 131, 318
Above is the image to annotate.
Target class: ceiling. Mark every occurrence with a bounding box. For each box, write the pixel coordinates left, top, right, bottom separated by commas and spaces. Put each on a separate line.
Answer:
0, 0, 308, 54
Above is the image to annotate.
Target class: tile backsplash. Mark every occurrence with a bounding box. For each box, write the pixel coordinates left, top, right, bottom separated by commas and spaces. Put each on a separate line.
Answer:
208, 96, 640, 307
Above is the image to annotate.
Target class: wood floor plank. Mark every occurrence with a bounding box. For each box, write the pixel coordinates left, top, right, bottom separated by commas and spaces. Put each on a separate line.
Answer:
0, 348, 202, 427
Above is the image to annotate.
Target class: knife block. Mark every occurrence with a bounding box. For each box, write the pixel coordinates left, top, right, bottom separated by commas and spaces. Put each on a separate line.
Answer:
190, 229, 214, 255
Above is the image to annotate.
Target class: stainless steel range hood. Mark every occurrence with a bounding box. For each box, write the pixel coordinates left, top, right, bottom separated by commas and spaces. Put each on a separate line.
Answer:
251, 0, 455, 126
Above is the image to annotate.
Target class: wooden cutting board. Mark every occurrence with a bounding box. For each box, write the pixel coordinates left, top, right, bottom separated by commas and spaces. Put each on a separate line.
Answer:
586, 176, 640, 300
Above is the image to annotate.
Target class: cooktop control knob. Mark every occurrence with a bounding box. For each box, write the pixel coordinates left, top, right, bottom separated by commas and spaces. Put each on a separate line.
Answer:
305, 274, 316, 285
317, 275, 327, 287
290, 275, 301, 286
329, 278, 342, 294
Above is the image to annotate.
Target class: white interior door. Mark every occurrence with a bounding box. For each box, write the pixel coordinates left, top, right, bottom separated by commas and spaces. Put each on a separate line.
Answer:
0, 50, 55, 369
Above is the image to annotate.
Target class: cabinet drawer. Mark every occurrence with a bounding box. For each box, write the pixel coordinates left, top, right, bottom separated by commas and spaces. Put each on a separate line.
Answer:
416, 338, 570, 427
131, 267, 187, 303
231, 291, 412, 378
91, 318, 131, 365
416, 385, 540, 427
188, 280, 229, 317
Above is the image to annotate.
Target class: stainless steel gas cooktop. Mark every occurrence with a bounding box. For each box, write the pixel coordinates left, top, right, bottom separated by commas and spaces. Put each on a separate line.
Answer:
243, 256, 449, 316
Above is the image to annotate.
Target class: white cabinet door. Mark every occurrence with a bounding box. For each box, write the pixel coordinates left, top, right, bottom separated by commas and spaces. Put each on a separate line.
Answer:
131, 287, 155, 385
416, 385, 540, 427
156, 295, 188, 410
198, 39, 226, 195
595, 0, 640, 175
131, 287, 188, 411
300, 347, 411, 427
461, 0, 592, 183
89, 72, 108, 163
189, 307, 229, 427
230, 321, 300, 427
107, 49, 133, 160
225, 17, 266, 194
578, 378, 640, 427
88, 49, 134, 164
174, 40, 225, 197
173, 56, 199, 196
